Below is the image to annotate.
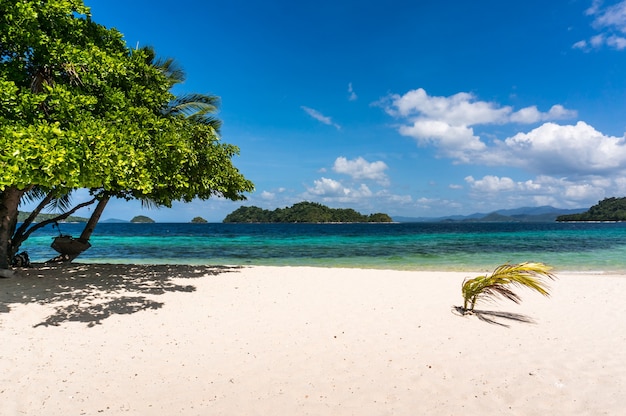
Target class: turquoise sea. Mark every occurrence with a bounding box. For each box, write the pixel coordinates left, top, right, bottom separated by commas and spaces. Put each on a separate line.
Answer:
18, 222, 626, 272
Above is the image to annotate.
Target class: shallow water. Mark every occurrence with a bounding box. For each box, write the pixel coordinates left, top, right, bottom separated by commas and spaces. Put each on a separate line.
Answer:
18, 222, 626, 272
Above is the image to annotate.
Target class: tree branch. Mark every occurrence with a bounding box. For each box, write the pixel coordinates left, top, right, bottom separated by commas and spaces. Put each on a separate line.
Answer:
11, 197, 97, 254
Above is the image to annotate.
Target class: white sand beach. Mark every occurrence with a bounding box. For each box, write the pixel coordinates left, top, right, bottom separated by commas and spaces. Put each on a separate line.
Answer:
1, 264, 625, 415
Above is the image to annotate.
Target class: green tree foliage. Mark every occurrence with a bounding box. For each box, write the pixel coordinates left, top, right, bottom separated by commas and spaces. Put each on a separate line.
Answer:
1, 2, 171, 191
223, 202, 393, 223
0, 0, 253, 268
556, 197, 626, 222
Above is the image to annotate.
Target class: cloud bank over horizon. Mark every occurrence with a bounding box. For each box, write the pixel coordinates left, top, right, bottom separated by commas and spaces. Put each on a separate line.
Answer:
401, 89, 621, 208
285, 86, 626, 216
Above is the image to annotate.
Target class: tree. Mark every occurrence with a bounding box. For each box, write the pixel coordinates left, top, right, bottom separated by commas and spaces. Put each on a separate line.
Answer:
460, 262, 555, 314
368, 213, 393, 222
0, 0, 172, 268
11, 189, 96, 259
557, 197, 626, 222
40, 50, 243, 262
0, 1, 253, 267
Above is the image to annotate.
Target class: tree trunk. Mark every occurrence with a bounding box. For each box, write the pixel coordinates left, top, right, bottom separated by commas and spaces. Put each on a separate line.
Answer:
47, 195, 110, 263
12, 195, 97, 258
0, 187, 25, 269
79, 195, 110, 242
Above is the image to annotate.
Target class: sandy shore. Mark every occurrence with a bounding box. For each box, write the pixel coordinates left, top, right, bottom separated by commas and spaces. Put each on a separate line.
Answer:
1, 264, 625, 415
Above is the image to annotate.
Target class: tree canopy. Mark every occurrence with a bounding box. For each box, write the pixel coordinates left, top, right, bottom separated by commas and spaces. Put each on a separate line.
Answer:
556, 197, 626, 222
223, 202, 393, 223
0, 0, 253, 268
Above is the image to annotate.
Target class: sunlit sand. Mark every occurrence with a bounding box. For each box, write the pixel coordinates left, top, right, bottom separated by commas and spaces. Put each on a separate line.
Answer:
1, 264, 624, 415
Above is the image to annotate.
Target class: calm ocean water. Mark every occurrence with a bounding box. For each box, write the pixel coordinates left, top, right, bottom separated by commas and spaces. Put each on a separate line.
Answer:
17, 222, 626, 272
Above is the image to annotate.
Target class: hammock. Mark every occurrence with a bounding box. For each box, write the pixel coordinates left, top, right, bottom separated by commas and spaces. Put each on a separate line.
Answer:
51, 235, 91, 255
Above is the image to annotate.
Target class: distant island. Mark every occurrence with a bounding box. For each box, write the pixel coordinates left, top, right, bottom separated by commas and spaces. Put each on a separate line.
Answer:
223, 202, 393, 223
17, 211, 88, 223
130, 215, 155, 223
557, 197, 626, 222
100, 218, 129, 223
394, 206, 587, 223
191, 217, 208, 223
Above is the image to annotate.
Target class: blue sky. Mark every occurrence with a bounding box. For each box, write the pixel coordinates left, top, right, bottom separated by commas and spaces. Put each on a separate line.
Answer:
32, 0, 626, 221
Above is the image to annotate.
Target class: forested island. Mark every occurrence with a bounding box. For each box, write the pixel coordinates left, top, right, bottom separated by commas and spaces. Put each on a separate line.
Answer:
17, 211, 88, 223
557, 197, 626, 222
130, 216, 155, 223
223, 202, 393, 223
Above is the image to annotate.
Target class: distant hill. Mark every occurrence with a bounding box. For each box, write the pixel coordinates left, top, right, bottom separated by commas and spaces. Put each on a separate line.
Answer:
394, 206, 587, 223
100, 218, 129, 223
17, 211, 88, 223
557, 197, 626, 221
130, 215, 155, 223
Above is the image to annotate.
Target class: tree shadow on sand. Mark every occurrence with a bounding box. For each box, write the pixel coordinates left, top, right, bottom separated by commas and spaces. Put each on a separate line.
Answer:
0, 263, 242, 327
452, 306, 536, 328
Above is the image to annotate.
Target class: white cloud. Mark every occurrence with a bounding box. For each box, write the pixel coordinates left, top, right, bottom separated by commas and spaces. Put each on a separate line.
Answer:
414, 197, 463, 212
509, 105, 577, 123
398, 119, 485, 155
348, 83, 357, 101
499, 121, 626, 175
463, 174, 614, 210
302, 178, 415, 210
563, 183, 602, 200
301, 106, 341, 129
332, 156, 389, 185
575, 0, 626, 50
586, 0, 603, 16
305, 178, 373, 199
465, 175, 517, 192
607, 34, 626, 49
613, 176, 626, 194
385, 193, 413, 204
260, 191, 275, 200
384, 88, 576, 162
386, 89, 575, 126
382, 88, 626, 178
306, 177, 349, 197
387, 89, 509, 124
592, 0, 626, 32
591, 33, 606, 47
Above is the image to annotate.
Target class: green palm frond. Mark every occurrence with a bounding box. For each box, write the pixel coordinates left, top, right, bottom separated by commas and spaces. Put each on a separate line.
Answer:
164, 94, 222, 132
21, 187, 74, 213
167, 94, 220, 114
45, 192, 74, 213
20, 187, 48, 204
139, 46, 186, 86
461, 262, 555, 313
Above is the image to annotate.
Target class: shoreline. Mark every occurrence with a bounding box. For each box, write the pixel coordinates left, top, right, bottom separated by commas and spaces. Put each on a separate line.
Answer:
15, 259, 626, 275
2, 264, 625, 415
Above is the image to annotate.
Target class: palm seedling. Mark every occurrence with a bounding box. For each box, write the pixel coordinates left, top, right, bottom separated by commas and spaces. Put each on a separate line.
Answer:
461, 262, 555, 314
